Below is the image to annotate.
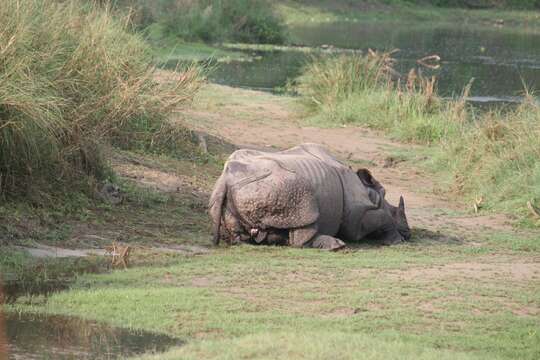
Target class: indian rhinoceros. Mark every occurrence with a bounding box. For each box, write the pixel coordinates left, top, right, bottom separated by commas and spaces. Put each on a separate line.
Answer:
209, 143, 410, 250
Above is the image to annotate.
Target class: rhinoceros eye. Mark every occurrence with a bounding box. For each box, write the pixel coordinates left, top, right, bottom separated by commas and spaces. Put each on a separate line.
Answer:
367, 188, 380, 206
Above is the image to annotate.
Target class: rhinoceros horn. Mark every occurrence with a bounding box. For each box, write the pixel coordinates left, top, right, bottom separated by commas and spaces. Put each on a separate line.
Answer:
399, 195, 405, 212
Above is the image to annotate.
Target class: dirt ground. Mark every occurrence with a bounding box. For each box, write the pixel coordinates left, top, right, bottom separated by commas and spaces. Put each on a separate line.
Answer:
182, 84, 514, 236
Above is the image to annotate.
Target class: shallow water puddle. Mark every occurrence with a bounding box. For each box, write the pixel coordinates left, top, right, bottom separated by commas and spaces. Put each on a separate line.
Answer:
1, 313, 182, 359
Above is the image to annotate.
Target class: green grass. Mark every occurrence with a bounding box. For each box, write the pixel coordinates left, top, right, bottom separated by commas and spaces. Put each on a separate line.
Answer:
146, 23, 250, 63
297, 53, 460, 142
154, 42, 249, 63
135, 332, 484, 360
8, 236, 540, 359
296, 53, 540, 225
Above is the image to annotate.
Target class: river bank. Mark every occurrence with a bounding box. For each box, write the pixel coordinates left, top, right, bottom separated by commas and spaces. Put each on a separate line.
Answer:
276, 0, 540, 28
150, 0, 540, 59
152, 1, 540, 101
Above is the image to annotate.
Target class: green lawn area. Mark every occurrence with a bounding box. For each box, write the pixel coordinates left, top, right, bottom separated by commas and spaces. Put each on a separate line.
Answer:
8, 231, 540, 359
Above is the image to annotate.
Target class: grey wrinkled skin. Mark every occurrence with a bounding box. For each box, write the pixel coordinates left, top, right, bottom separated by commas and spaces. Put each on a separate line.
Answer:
209, 143, 411, 250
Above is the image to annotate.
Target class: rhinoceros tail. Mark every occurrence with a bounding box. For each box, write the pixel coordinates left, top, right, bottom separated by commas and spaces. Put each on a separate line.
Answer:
209, 174, 227, 246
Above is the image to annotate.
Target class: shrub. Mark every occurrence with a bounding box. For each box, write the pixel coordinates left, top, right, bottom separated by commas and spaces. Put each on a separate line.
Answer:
0, 0, 204, 202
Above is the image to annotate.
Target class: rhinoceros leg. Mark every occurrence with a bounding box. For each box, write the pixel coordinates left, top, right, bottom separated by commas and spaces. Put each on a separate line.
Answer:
309, 235, 346, 251
289, 224, 318, 248
289, 224, 346, 251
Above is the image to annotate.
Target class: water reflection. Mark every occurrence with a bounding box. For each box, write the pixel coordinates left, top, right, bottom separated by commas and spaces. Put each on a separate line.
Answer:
205, 22, 540, 100
1, 313, 181, 359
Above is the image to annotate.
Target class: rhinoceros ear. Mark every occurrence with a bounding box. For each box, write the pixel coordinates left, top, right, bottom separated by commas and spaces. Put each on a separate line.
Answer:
356, 168, 374, 187
399, 196, 405, 212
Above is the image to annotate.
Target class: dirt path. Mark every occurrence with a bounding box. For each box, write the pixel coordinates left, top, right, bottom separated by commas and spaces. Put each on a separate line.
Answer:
182, 84, 514, 239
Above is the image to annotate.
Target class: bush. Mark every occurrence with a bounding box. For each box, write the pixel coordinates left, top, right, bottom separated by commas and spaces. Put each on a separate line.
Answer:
158, 0, 287, 44
0, 0, 204, 202
296, 53, 540, 222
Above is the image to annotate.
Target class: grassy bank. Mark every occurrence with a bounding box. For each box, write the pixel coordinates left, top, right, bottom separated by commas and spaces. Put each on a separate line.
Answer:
296, 53, 540, 224
0, 0, 214, 300
0, 0, 204, 203
8, 236, 540, 359
0, 144, 223, 302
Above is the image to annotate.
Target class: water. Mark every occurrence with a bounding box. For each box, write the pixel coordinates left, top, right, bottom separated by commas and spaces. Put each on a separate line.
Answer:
208, 22, 540, 100
1, 313, 182, 359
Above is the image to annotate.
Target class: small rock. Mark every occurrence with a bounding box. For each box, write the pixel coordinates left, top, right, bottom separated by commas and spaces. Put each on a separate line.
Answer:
99, 182, 123, 205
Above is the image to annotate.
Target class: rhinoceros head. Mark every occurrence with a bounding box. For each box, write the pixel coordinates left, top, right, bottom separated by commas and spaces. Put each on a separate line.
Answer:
357, 169, 411, 242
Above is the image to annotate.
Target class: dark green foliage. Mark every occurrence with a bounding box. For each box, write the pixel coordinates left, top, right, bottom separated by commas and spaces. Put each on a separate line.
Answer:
164, 0, 287, 44
118, 0, 287, 44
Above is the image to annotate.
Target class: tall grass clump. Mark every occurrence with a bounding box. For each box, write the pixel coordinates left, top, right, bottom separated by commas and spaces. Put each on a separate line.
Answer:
438, 95, 540, 221
297, 52, 461, 144
0, 0, 204, 202
297, 52, 540, 223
